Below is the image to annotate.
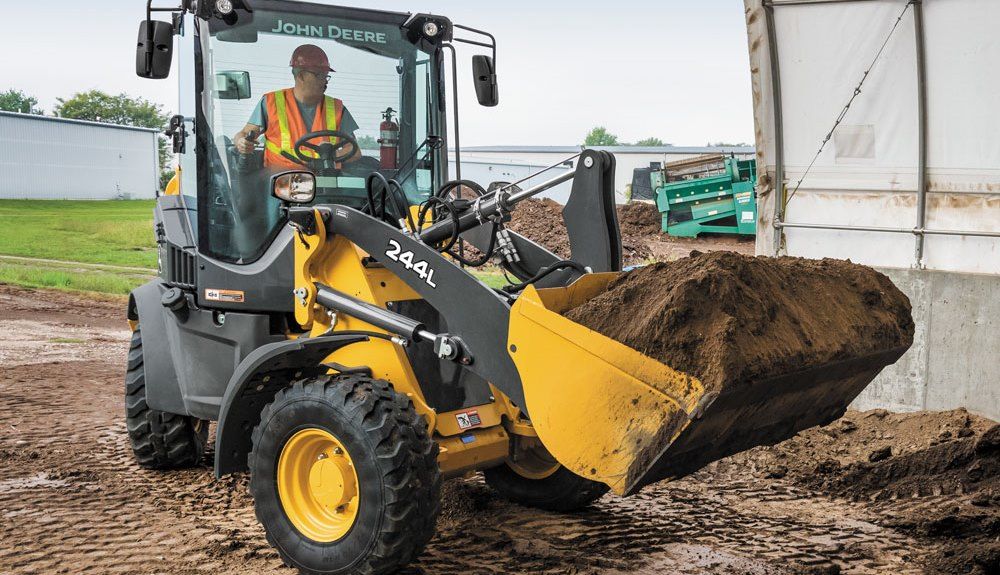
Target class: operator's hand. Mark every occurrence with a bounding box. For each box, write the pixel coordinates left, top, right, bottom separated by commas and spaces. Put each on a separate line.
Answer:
235, 128, 259, 155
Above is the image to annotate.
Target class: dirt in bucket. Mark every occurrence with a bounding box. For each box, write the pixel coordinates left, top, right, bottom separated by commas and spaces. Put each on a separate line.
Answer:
563, 250, 914, 393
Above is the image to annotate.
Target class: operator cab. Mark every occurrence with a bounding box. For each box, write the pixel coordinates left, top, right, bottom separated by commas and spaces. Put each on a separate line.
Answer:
137, 0, 498, 310
198, 3, 447, 263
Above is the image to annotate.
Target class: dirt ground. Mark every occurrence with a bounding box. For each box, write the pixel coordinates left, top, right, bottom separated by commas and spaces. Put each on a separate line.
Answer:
1, 283, 996, 575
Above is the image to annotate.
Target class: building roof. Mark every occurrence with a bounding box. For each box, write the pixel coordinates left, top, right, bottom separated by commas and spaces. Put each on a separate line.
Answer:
0, 110, 161, 134
461, 145, 755, 155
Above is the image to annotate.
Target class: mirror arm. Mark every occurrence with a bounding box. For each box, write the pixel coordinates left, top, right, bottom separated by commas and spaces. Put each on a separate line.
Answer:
165, 114, 188, 154
143, 0, 186, 71
453, 23, 497, 69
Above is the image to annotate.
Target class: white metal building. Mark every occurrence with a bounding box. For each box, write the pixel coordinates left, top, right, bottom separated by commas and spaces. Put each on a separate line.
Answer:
745, 0, 1000, 419
0, 111, 160, 200
454, 145, 755, 202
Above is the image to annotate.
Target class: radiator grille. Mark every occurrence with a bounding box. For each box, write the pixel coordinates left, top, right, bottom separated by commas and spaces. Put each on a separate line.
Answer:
167, 246, 197, 289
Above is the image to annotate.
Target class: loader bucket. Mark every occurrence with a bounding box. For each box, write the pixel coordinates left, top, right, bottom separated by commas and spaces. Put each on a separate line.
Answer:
507, 274, 909, 496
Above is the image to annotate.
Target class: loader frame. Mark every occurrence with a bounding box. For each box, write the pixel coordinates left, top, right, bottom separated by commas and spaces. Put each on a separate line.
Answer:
130, 146, 622, 480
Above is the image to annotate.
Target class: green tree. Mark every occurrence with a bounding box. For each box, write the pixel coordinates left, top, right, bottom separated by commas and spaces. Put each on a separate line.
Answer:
0, 89, 43, 115
54, 90, 168, 129
633, 137, 666, 147
356, 135, 379, 150
707, 141, 750, 147
55, 90, 173, 186
583, 126, 620, 147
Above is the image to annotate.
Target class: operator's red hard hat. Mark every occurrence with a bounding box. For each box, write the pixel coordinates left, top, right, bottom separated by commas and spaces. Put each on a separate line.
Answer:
289, 44, 335, 73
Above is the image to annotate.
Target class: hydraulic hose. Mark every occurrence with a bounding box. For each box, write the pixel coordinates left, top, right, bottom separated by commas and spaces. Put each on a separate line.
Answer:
501, 260, 589, 294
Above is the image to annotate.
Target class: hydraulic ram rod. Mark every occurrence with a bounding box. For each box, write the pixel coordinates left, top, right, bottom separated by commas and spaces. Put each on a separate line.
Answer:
314, 284, 435, 343
419, 170, 575, 245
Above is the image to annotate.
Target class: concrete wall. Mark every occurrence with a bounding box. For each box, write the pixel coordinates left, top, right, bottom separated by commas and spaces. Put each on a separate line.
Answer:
853, 267, 1000, 421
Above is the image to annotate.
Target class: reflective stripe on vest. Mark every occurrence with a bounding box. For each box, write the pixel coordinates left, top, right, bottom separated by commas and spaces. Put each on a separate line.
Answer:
263, 89, 343, 166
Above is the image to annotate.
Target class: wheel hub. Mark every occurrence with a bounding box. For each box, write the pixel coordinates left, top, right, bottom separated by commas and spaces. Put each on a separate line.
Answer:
308, 453, 357, 511
278, 428, 360, 542
508, 438, 561, 480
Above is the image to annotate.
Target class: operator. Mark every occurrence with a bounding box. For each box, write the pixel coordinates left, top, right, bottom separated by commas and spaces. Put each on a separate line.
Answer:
234, 44, 360, 169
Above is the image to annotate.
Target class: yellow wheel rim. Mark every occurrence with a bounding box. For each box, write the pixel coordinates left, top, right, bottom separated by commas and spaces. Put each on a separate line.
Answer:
508, 443, 561, 480
277, 428, 360, 542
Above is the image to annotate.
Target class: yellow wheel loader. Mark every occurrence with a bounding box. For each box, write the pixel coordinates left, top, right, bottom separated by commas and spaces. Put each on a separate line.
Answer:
128, 1, 909, 573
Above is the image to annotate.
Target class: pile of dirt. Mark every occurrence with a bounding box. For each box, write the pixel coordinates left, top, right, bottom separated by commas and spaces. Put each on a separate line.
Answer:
714, 408, 1000, 575
564, 251, 914, 393
505, 198, 573, 260
617, 201, 662, 236
505, 198, 654, 265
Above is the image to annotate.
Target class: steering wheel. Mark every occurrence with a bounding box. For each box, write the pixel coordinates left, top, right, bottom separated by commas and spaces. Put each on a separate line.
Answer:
293, 130, 360, 169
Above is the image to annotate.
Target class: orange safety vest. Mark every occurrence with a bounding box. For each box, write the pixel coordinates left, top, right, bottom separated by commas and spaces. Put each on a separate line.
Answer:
263, 89, 344, 169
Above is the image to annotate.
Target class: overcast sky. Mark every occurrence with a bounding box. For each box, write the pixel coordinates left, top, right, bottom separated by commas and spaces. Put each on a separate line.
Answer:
2, 0, 754, 147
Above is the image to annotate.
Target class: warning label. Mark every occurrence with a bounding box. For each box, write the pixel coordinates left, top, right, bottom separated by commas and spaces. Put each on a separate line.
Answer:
204, 288, 245, 303
455, 410, 482, 430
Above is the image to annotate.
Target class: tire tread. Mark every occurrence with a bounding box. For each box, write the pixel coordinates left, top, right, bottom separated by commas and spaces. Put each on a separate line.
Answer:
124, 329, 207, 469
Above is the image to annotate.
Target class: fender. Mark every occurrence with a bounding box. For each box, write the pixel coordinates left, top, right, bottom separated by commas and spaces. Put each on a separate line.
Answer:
130, 279, 186, 414
214, 333, 369, 477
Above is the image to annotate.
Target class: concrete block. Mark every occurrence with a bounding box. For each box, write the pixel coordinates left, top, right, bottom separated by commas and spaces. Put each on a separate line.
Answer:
851, 267, 1000, 421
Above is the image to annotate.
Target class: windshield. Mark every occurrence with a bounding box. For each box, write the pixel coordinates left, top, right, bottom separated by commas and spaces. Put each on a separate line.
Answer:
197, 8, 440, 263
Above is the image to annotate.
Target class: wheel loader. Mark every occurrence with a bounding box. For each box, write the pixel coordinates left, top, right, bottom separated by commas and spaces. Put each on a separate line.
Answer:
128, 1, 909, 573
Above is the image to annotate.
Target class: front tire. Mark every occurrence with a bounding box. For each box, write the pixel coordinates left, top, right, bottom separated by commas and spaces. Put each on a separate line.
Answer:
249, 374, 440, 575
124, 328, 207, 468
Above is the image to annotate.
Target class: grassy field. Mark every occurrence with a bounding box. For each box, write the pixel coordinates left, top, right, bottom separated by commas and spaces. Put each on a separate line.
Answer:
0, 200, 157, 268
0, 258, 150, 295
0, 199, 506, 294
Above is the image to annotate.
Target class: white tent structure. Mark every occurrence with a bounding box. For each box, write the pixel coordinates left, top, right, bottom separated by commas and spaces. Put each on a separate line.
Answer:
744, 0, 999, 418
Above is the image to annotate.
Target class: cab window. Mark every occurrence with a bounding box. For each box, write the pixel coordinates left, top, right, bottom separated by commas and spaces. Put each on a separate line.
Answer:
197, 12, 438, 263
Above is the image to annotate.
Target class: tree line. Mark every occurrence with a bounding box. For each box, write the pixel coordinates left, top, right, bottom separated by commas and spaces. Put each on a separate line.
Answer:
583, 126, 749, 148
1, 88, 175, 189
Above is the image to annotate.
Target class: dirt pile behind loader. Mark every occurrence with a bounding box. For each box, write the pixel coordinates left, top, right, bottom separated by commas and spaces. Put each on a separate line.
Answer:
505, 198, 656, 265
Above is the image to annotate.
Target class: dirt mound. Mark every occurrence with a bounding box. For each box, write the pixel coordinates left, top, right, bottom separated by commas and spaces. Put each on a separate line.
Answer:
505, 198, 653, 265
564, 251, 914, 393
715, 408, 1000, 575
505, 198, 572, 259
437, 478, 512, 531
617, 201, 661, 236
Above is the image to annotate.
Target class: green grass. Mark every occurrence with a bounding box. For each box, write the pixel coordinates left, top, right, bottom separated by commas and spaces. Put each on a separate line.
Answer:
473, 270, 508, 289
49, 337, 87, 344
0, 200, 157, 268
0, 261, 148, 295
0, 200, 516, 296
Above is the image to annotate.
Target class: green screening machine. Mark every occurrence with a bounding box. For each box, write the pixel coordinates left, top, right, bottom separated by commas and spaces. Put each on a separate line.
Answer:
651, 154, 758, 238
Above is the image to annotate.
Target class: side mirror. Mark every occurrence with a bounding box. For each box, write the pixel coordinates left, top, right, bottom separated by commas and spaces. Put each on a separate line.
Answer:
136, 20, 174, 79
472, 55, 498, 107
272, 172, 316, 204
216, 71, 252, 100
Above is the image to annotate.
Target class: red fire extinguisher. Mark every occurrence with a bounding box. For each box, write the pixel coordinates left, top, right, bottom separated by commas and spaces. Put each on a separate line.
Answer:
378, 107, 399, 170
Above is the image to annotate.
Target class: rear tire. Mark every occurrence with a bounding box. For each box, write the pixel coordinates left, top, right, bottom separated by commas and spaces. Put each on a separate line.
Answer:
124, 328, 208, 468
484, 443, 608, 511
249, 374, 440, 575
